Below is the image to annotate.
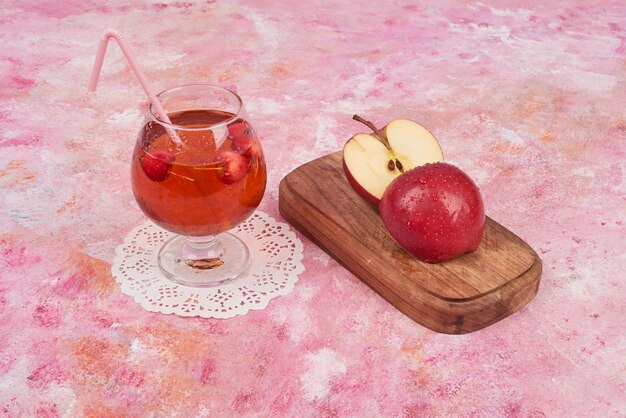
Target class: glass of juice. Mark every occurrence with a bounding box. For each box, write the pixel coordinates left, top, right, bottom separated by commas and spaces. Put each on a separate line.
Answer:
131, 84, 266, 287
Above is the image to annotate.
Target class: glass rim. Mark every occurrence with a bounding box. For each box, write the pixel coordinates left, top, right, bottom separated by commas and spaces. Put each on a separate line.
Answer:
149, 84, 244, 131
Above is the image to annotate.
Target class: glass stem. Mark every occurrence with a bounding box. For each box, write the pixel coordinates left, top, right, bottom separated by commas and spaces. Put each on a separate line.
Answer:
183, 235, 223, 261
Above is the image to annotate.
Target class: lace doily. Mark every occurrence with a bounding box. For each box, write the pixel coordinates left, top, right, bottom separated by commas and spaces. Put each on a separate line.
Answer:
112, 211, 304, 318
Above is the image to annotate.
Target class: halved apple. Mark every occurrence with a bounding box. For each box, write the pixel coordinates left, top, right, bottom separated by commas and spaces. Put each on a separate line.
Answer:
343, 116, 444, 206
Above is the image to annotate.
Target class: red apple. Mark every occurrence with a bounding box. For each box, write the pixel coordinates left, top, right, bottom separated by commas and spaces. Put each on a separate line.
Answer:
379, 162, 485, 263
343, 115, 443, 206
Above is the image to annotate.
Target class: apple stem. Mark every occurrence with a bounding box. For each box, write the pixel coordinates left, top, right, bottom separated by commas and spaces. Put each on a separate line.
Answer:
352, 114, 392, 150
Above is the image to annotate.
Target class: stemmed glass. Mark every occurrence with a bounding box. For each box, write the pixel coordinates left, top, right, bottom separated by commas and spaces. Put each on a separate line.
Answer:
131, 84, 266, 287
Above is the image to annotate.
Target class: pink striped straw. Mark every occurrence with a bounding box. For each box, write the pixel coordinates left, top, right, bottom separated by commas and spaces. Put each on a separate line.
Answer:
88, 28, 181, 143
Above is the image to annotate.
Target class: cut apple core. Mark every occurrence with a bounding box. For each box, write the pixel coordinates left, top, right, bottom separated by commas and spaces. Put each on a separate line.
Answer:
385, 119, 444, 170
343, 118, 444, 205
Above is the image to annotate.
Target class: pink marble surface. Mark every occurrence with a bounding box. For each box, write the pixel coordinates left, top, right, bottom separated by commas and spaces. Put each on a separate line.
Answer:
1, 0, 625, 416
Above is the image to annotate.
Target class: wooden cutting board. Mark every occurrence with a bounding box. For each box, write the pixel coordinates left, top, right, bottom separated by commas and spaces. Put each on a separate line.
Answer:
278, 152, 542, 334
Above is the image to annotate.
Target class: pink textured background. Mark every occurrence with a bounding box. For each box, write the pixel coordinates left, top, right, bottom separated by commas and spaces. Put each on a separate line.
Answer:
1, 0, 625, 416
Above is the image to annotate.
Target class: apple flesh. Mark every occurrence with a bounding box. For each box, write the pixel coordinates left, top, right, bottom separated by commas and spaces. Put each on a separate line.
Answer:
343, 134, 396, 206
379, 162, 485, 263
343, 117, 443, 206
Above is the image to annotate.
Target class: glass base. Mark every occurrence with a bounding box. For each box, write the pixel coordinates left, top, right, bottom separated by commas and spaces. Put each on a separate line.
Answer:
157, 233, 251, 287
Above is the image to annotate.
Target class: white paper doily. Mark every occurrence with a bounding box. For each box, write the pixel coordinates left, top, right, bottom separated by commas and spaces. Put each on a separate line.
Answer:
112, 211, 304, 318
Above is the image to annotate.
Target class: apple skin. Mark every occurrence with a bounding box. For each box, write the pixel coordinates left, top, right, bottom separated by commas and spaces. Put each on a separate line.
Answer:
214, 151, 249, 184
379, 162, 485, 263
342, 157, 381, 207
